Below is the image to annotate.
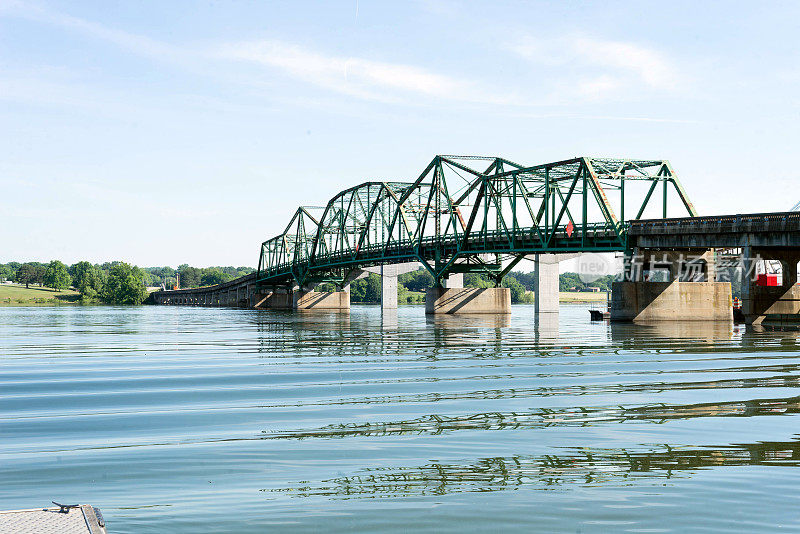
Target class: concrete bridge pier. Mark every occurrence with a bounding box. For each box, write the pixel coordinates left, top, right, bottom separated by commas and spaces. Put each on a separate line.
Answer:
293, 286, 350, 311
425, 262, 513, 314
251, 285, 348, 310
533, 253, 581, 317
381, 264, 398, 312
442, 273, 463, 289
252, 287, 292, 309
360, 262, 419, 312
635, 248, 716, 282
611, 248, 731, 322
425, 286, 510, 314
533, 254, 560, 316
741, 246, 800, 325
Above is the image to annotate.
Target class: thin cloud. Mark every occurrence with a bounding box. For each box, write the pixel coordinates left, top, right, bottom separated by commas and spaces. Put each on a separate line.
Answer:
0, 2, 685, 112
214, 40, 517, 105
1, 1, 518, 106
571, 35, 677, 89
0, 0, 181, 61
507, 33, 681, 99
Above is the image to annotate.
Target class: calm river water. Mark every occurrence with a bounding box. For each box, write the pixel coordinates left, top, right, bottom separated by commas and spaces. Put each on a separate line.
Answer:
2, 304, 800, 532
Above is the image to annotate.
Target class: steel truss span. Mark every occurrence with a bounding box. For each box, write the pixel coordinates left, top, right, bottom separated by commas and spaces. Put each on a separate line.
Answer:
256, 155, 697, 288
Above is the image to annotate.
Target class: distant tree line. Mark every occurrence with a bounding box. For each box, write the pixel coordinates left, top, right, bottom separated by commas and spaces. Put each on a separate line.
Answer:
165, 265, 255, 289
0, 261, 255, 305
556, 272, 616, 292
0, 260, 147, 304
0, 261, 612, 306
343, 269, 613, 305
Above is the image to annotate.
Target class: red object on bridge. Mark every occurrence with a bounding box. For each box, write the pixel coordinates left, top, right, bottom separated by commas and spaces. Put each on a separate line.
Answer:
757, 274, 779, 287
566, 220, 574, 237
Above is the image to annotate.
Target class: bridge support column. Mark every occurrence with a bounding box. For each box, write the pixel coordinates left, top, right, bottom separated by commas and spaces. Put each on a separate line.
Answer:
640, 249, 716, 282
361, 262, 419, 313
611, 281, 732, 321
742, 246, 800, 325
293, 289, 350, 310
534, 254, 560, 316
612, 249, 731, 322
252, 288, 292, 309
705, 250, 717, 282
531, 253, 581, 320
443, 273, 463, 289
381, 264, 398, 311
425, 287, 511, 314
246, 284, 254, 308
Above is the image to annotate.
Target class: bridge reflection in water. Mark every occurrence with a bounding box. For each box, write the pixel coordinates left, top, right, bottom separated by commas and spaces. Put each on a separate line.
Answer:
265, 438, 800, 499
261, 390, 800, 498
246, 311, 800, 504
4, 304, 800, 531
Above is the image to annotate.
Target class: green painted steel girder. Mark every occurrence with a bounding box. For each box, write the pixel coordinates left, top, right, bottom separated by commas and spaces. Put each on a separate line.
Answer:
256, 155, 697, 288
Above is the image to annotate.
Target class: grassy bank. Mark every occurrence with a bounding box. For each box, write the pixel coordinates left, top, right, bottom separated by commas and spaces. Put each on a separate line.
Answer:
0, 284, 81, 305
559, 291, 608, 302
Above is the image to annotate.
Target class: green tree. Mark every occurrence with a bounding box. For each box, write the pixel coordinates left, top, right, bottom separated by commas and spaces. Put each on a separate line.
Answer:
465, 273, 494, 288
348, 278, 366, 302
201, 268, 232, 286
43, 260, 72, 291
462, 272, 533, 304
363, 273, 381, 303
178, 265, 202, 288
33, 264, 47, 286
559, 272, 585, 292
0, 264, 13, 282
15, 262, 41, 288
348, 273, 381, 303
72, 261, 104, 298
502, 275, 532, 304
399, 269, 434, 292
509, 271, 535, 291
139, 270, 155, 287
103, 262, 146, 304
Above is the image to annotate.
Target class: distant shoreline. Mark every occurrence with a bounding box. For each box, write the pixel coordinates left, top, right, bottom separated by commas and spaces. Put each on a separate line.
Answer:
0, 281, 609, 307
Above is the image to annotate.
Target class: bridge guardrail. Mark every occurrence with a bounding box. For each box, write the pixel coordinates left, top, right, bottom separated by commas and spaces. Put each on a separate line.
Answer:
629, 212, 800, 235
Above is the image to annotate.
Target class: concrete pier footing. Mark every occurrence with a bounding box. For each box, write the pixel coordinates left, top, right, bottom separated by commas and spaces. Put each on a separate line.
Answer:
744, 285, 800, 324
252, 290, 349, 310
610, 281, 732, 321
425, 287, 511, 314
252, 290, 293, 309
741, 247, 800, 324
295, 291, 350, 310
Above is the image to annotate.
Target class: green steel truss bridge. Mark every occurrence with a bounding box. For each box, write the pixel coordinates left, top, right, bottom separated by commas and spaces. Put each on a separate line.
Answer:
256, 155, 697, 289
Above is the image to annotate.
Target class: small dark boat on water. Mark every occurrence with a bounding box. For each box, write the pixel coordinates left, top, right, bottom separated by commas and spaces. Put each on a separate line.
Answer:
589, 308, 610, 320
589, 292, 611, 321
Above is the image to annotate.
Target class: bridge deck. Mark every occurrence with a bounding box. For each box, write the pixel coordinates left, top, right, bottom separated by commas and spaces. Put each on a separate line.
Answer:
257, 223, 624, 285
629, 211, 800, 249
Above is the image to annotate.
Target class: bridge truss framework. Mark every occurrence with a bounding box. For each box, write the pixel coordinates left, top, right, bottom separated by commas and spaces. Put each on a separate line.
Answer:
256, 155, 697, 289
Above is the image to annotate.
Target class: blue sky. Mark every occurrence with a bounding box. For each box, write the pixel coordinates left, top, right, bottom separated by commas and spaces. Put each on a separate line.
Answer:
2, 1, 799, 267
